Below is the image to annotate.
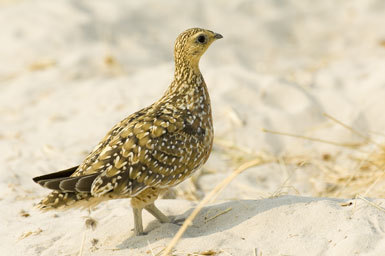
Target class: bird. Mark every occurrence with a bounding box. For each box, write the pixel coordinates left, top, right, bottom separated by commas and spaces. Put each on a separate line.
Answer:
33, 27, 222, 236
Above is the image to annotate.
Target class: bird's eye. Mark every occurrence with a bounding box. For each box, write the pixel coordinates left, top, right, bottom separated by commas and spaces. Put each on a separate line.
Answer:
197, 35, 207, 44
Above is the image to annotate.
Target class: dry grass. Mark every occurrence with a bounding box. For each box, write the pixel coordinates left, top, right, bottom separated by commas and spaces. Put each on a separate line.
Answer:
312, 114, 385, 198
263, 113, 385, 199
200, 111, 385, 201
320, 148, 385, 198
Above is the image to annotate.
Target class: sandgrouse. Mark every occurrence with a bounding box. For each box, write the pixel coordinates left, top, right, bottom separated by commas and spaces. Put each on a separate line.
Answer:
33, 28, 222, 235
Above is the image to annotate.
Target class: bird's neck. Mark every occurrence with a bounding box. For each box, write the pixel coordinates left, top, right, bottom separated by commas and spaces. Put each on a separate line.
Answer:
174, 63, 200, 84
159, 62, 211, 114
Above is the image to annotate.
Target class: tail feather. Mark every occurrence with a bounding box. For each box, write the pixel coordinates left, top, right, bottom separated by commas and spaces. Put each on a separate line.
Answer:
33, 166, 78, 184
33, 166, 118, 210
73, 175, 99, 192
33, 165, 99, 193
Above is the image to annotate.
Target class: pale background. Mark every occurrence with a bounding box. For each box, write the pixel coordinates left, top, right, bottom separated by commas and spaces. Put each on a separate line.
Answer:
1, 0, 385, 255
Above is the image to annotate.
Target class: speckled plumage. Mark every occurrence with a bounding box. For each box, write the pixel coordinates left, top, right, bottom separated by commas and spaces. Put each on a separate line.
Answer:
33, 28, 222, 235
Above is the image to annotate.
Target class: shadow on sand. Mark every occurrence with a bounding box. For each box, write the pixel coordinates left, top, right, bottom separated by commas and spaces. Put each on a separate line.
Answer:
116, 195, 345, 250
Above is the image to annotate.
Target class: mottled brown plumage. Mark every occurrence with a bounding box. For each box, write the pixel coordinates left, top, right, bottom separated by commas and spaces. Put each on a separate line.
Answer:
33, 28, 222, 235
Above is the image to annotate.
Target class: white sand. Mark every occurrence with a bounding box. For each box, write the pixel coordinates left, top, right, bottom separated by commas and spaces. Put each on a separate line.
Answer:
1, 0, 385, 255
6, 197, 385, 255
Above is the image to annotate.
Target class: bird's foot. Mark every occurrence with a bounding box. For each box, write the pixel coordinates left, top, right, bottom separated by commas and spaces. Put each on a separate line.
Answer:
170, 216, 185, 226
131, 227, 148, 236
135, 230, 148, 236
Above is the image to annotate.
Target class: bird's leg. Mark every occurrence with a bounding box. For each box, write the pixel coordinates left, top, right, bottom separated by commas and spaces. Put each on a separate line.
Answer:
132, 207, 146, 236
144, 203, 170, 223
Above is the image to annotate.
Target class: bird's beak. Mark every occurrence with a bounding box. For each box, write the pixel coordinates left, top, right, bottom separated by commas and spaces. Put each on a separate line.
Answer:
214, 33, 223, 40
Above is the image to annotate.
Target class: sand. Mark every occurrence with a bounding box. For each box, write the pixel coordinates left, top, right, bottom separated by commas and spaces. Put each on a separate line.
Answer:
6, 197, 385, 256
1, 0, 385, 255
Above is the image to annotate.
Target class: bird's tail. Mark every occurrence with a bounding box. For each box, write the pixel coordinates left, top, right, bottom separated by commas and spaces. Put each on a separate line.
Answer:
36, 191, 92, 210
33, 165, 104, 210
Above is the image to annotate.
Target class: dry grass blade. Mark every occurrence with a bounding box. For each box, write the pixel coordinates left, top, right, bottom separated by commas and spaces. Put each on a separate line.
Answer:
78, 231, 86, 256
323, 113, 382, 148
18, 228, 42, 241
363, 172, 385, 195
161, 158, 265, 256
356, 194, 385, 213
204, 207, 232, 223
167, 250, 220, 256
147, 240, 156, 256
253, 248, 263, 256
261, 128, 362, 149
270, 177, 299, 198
28, 59, 56, 71
214, 137, 255, 156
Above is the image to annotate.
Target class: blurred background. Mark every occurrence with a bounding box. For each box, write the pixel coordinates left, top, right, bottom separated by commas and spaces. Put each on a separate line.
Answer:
1, 0, 385, 207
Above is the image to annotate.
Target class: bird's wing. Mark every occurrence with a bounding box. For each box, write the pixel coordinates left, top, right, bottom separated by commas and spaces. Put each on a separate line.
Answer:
31, 107, 151, 194
90, 106, 207, 197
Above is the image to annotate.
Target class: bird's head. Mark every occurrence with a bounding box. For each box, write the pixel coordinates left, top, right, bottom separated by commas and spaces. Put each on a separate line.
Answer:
174, 28, 222, 71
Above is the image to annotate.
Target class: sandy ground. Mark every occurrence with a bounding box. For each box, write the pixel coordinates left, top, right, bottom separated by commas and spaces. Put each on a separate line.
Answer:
1, 0, 385, 255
